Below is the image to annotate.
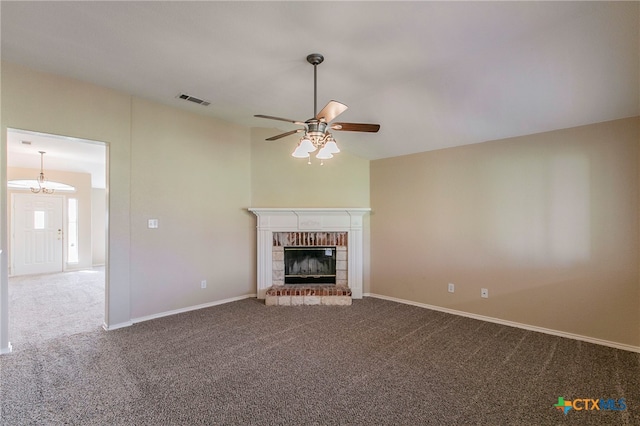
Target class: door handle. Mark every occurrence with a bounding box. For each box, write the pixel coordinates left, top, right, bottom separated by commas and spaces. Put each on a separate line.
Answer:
57, 229, 62, 240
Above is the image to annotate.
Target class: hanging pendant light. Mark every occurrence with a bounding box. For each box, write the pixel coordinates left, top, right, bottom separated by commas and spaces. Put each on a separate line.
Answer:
31, 151, 55, 194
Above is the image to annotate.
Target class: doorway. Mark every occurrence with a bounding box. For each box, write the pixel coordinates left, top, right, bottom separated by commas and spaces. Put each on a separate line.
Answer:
5, 128, 108, 349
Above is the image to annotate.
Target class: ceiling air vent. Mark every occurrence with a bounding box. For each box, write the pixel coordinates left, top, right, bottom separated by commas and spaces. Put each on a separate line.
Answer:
177, 93, 211, 106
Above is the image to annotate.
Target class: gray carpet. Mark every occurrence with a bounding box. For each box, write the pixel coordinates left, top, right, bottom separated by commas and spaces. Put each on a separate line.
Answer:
7, 267, 105, 347
1, 294, 639, 425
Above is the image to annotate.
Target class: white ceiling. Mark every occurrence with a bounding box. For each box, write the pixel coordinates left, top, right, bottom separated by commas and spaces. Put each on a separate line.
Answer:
2, 1, 639, 165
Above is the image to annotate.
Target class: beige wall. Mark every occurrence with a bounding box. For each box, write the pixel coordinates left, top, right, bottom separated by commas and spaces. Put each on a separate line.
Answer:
129, 98, 253, 318
7, 168, 93, 272
371, 117, 640, 347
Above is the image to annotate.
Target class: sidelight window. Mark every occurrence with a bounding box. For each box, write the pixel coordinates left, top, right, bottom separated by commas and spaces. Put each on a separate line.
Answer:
68, 198, 79, 264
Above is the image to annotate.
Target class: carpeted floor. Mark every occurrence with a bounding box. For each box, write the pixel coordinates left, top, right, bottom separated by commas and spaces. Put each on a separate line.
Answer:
1, 281, 639, 425
7, 267, 105, 348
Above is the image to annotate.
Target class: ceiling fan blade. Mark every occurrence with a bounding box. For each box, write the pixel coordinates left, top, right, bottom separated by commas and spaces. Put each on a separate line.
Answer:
331, 122, 381, 133
255, 114, 305, 126
316, 101, 348, 123
265, 129, 305, 141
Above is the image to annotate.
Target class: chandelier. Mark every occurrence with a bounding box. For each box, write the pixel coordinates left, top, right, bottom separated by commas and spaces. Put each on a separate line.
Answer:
7, 150, 76, 193
31, 151, 55, 194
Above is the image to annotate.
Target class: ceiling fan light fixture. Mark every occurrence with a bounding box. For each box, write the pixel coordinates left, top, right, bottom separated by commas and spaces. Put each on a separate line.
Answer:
316, 146, 333, 160
292, 143, 311, 158
324, 140, 340, 154
299, 137, 316, 153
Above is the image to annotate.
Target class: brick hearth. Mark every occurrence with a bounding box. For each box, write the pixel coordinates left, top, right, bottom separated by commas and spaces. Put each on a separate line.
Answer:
265, 285, 352, 306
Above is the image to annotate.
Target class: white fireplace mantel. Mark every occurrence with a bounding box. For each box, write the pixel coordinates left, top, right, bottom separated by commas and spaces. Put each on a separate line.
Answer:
248, 208, 370, 299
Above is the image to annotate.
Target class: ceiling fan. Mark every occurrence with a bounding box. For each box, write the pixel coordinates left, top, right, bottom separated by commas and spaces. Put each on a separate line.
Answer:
255, 53, 380, 163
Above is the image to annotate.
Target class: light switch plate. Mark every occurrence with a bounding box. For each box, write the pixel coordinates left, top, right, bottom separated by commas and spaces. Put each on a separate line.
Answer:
148, 219, 159, 229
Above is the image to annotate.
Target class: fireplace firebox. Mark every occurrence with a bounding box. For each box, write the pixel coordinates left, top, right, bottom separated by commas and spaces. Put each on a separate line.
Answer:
284, 247, 336, 284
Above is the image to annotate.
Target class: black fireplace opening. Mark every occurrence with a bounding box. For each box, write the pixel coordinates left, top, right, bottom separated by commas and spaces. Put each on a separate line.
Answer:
284, 247, 336, 284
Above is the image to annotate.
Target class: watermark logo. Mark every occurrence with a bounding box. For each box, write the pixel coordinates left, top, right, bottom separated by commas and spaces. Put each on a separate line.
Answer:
554, 397, 626, 415
554, 397, 573, 414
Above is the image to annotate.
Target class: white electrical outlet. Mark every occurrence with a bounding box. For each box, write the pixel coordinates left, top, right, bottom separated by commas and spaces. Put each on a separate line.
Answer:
448, 283, 455, 293
201, 280, 207, 289
481, 288, 488, 298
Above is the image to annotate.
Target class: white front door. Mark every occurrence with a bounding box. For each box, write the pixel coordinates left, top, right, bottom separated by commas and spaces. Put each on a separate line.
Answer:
12, 194, 64, 276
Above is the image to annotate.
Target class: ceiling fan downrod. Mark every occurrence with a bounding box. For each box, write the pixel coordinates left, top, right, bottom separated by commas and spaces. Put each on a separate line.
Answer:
306, 53, 324, 118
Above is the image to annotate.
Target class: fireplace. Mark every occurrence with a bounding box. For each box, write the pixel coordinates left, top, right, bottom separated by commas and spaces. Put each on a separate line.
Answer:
284, 247, 336, 284
272, 232, 347, 287
248, 208, 370, 299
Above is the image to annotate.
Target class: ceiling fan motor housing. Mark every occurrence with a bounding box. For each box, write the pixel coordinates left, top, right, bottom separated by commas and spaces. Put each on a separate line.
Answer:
306, 120, 327, 134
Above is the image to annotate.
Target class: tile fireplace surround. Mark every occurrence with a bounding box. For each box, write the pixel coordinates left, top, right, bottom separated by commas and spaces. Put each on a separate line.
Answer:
248, 208, 370, 302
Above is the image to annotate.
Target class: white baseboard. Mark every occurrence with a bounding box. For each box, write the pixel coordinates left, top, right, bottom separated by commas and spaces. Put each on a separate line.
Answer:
130, 294, 257, 325
102, 321, 133, 331
364, 293, 640, 354
101, 294, 257, 331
